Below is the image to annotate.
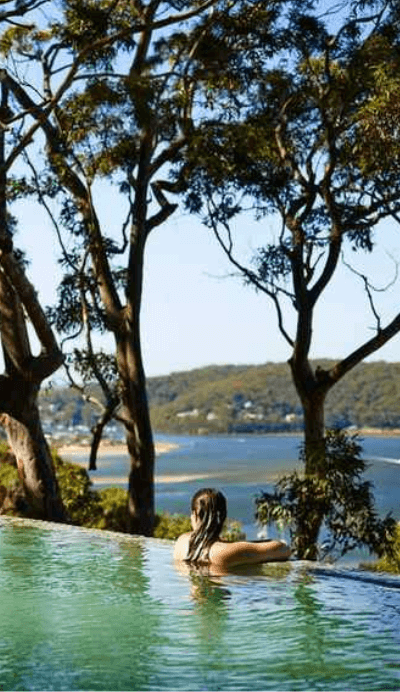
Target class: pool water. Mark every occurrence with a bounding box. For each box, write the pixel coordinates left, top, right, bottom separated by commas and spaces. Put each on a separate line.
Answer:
1, 517, 400, 691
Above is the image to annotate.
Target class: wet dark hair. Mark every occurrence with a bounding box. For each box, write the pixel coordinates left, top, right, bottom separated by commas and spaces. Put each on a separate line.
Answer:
185, 488, 227, 563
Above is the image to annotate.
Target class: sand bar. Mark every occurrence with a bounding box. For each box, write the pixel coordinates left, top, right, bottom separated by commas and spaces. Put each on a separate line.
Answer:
84, 472, 222, 486
55, 441, 226, 486
56, 440, 179, 457
56, 440, 220, 486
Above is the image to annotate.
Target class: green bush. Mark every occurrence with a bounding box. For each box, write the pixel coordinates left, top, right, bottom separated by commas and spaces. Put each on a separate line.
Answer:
0, 440, 14, 460
0, 461, 19, 488
94, 487, 129, 532
364, 523, 400, 574
0, 441, 19, 487
52, 452, 129, 531
53, 452, 103, 527
256, 429, 397, 560
0, 444, 21, 515
154, 512, 192, 539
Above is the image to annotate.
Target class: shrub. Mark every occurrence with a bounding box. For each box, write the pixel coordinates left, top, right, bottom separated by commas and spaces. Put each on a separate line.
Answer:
0, 460, 19, 488
52, 452, 103, 527
364, 523, 400, 574
154, 512, 192, 539
0, 440, 15, 463
0, 444, 23, 516
256, 429, 397, 560
95, 487, 129, 532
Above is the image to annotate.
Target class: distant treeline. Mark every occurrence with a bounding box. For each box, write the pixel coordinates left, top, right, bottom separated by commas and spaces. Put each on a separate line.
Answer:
146, 361, 400, 435
38, 360, 400, 436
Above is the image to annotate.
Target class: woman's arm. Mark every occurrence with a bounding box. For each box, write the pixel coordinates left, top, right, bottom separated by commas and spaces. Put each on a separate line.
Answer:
210, 539, 291, 567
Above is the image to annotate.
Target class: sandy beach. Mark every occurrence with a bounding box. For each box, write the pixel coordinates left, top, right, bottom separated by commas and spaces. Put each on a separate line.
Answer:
80, 472, 221, 485
57, 440, 179, 457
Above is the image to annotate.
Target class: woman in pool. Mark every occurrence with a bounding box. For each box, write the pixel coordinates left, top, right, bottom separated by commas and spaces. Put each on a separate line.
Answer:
174, 488, 291, 568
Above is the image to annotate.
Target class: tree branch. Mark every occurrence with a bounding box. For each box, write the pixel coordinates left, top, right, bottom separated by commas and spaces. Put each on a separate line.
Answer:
208, 199, 294, 347
308, 230, 342, 306
89, 401, 119, 471
342, 252, 399, 333
146, 180, 178, 235
0, 69, 123, 325
329, 311, 400, 385
0, 252, 64, 380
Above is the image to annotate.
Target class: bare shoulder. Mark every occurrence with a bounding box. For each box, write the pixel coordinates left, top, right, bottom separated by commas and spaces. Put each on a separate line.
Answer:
173, 532, 191, 561
209, 539, 291, 568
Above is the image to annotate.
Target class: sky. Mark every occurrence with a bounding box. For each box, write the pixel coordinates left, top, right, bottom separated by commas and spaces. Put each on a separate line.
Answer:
15, 184, 400, 380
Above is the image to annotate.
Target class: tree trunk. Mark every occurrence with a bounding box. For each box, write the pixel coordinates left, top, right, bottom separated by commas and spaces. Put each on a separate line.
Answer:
289, 356, 328, 470
289, 356, 331, 558
0, 267, 67, 522
302, 390, 327, 477
0, 385, 67, 521
116, 328, 155, 536
293, 390, 328, 559
295, 513, 323, 561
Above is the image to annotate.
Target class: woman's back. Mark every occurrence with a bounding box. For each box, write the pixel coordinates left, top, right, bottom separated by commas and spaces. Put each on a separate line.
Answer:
173, 488, 291, 570
173, 531, 291, 568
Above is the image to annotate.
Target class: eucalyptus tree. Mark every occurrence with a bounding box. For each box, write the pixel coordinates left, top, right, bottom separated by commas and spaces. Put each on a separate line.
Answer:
0, 0, 167, 522
0, 0, 280, 534
0, 0, 174, 522
187, 2, 400, 457
0, 1, 68, 521
183, 3, 400, 554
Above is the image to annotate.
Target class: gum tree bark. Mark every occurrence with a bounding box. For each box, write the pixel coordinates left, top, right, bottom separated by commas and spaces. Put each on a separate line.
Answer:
0, 256, 67, 521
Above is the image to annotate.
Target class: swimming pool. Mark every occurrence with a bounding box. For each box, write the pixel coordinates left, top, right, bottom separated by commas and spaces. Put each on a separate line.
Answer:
1, 517, 399, 691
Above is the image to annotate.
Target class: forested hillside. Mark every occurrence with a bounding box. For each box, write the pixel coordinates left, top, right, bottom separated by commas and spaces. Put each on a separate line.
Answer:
147, 361, 400, 434
37, 361, 400, 436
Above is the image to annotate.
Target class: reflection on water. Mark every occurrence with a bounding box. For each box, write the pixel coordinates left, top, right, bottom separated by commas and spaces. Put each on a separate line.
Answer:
1, 517, 400, 691
188, 571, 231, 686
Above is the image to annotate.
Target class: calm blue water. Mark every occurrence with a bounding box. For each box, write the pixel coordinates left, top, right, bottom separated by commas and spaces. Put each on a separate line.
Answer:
82, 434, 400, 542
1, 517, 400, 691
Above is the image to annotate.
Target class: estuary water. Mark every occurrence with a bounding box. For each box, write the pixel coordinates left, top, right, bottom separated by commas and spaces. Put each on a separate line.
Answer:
68, 434, 400, 543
